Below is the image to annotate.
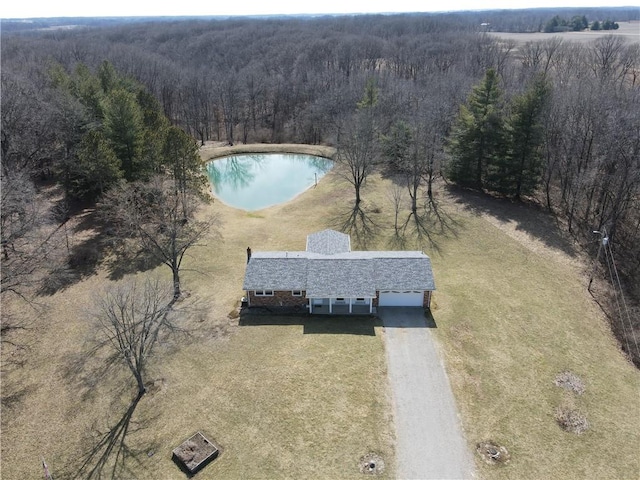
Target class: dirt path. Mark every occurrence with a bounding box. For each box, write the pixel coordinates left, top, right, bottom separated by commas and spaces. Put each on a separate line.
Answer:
380, 307, 475, 479
200, 142, 336, 161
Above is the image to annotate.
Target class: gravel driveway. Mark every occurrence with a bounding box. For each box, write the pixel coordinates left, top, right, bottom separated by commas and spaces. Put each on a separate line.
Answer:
379, 307, 475, 479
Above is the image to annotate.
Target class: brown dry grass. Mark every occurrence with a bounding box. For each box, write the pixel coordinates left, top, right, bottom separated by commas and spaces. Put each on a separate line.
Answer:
201, 142, 336, 161
434, 190, 639, 480
2, 143, 639, 480
0, 144, 393, 480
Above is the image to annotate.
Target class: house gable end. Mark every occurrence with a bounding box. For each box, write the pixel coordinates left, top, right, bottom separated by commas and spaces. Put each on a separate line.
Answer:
305, 229, 351, 255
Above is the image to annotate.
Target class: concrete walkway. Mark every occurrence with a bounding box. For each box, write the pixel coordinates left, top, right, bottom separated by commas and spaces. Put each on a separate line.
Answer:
379, 307, 474, 480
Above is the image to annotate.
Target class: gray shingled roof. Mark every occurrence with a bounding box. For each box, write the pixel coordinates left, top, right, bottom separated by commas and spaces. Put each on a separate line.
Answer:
242, 257, 308, 290
306, 259, 377, 297
374, 257, 434, 290
243, 230, 435, 296
306, 229, 351, 255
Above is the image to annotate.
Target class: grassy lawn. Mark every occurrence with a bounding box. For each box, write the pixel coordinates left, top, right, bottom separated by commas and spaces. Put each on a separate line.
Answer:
131, 315, 393, 479
0, 145, 394, 480
1, 143, 638, 479
431, 195, 640, 479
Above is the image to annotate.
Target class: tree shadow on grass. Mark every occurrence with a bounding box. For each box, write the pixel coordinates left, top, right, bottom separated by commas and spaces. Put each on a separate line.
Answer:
388, 201, 460, 254
403, 212, 441, 253
330, 204, 380, 249
0, 383, 37, 414
60, 345, 160, 479
37, 205, 163, 295
104, 243, 164, 282
447, 185, 577, 258
37, 203, 106, 295
66, 393, 160, 480
1, 313, 38, 413
61, 349, 128, 404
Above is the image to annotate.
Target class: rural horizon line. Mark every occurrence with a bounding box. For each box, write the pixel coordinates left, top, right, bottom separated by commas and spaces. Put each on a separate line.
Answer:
3, 5, 638, 21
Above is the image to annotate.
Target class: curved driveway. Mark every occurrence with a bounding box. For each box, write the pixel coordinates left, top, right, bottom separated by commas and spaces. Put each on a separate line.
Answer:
379, 307, 475, 479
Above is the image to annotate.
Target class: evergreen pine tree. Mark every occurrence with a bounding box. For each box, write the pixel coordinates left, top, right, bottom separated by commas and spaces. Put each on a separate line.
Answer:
491, 77, 550, 199
446, 68, 504, 190
103, 88, 145, 181
63, 130, 123, 201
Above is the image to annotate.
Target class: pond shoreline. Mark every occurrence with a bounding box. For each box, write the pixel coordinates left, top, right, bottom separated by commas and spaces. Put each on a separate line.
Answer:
200, 142, 337, 162
204, 150, 334, 211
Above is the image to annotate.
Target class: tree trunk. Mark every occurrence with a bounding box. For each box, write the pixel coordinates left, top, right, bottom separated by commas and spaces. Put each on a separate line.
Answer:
394, 208, 399, 235
172, 267, 181, 300
545, 174, 554, 213
476, 137, 485, 190
410, 183, 418, 215
427, 166, 434, 204
134, 370, 146, 397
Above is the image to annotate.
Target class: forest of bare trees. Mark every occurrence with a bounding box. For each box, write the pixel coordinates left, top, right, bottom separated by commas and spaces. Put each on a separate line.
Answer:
2, 9, 639, 364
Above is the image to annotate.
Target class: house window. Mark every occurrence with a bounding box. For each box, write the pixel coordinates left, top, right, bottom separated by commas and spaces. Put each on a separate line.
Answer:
356, 298, 365, 301
254, 290, 274, 296
336, 297, 344, 301
292, 290, 302, 296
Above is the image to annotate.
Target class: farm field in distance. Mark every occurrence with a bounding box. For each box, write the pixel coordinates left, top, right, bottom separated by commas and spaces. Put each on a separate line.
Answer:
488, 19, 640, 44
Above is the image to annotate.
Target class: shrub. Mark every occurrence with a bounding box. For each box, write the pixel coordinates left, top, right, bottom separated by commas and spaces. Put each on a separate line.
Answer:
554, 371, 585, 395
555, 407, 589, 434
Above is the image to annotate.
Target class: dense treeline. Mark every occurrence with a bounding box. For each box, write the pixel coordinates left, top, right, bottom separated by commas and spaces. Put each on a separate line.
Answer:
543, 14, 621, 33
477, 7, 637, 32
1, 46, 210, 306
1, 10, 639, 363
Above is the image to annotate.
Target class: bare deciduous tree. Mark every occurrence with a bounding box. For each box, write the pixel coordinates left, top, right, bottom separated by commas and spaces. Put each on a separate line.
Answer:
387, 178, 405, 237
93, 277, 173, 397
335, 110, 379, 208
100, 175, 216, 300
0, 169, 67, 300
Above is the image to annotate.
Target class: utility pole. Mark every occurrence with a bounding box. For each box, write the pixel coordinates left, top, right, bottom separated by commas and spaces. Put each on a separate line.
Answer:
588, 228, 608, 293
42, 457, 53, 480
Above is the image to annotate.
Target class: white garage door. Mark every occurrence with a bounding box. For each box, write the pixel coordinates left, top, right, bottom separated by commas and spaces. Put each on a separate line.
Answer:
378, 291, 424, 307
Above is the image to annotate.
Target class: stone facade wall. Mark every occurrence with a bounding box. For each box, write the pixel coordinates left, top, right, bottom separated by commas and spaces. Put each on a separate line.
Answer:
423, 290, 432, 309
248, 290, 432, 309
248, 290, 308, 308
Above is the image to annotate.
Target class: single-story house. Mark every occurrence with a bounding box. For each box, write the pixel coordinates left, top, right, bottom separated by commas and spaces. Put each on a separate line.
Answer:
242, 229, 435, 314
